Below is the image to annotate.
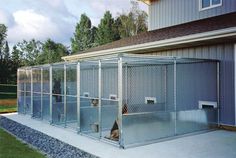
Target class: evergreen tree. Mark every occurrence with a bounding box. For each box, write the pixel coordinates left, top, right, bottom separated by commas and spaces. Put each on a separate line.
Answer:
91, 26, 98, 47
11, 45, 20, 63
3, 41, 10, 59
95, 11, 120, 45
38, 39, 69, 64
0, 24, 7, 59
71, 14, 93, 54
10, 45, 21, 83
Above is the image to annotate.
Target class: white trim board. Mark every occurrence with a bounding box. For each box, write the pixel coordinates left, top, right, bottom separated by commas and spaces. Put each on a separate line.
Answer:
235, 43, 236, 126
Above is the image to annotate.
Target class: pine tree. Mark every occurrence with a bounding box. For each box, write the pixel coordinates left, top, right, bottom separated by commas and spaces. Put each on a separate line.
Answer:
95, 11, 120, 45
38, 39, 69, 64
3, 41, 10, 59
11, 45, 20, 62
71, 14, 93, 54
0, 24, 7, 59
91, 26, 98, 47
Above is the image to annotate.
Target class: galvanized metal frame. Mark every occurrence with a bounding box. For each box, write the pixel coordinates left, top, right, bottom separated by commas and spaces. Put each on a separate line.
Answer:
40, 68, 43, 119
217, 62, 220, 126
173, 59, 177, 135
118, 57, 124, 147
98, 60, 102, 138
49, 65, 53, 124
164, 66, 167, 111
64, 64, 67, 127
23, 69, 26, 114
17, 53, 221, 148
17, 69, 19, 113
77, 62, 81, 132
30, 69, 33, 116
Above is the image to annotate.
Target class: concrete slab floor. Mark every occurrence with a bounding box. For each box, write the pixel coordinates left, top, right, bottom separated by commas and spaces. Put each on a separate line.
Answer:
1, 113, 236, 158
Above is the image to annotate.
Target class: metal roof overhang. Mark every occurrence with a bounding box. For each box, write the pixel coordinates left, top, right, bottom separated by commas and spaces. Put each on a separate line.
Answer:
62, 27, 236, 62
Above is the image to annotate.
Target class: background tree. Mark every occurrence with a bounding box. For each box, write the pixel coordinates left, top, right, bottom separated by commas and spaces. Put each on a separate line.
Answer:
70, 1, 147, 54
10, 45, 21, 83
0, 24, 7, 59
0, 24, 13, 83
90, 26, 98, 47
118, 1, 148, 38
11, 45, 20, 64
38, 39, 69, 64
95, 11, 120, 45
71, 14, 94, 54
3, 41, 10, 59
16, 39, 43, 66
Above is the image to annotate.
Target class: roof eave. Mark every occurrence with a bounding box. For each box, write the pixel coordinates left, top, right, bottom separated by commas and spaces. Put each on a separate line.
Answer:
138, 0, 153, 5
62, 27, 236, 61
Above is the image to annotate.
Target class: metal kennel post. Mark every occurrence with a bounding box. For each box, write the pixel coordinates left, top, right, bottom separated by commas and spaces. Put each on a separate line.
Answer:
17, 68, 26, 114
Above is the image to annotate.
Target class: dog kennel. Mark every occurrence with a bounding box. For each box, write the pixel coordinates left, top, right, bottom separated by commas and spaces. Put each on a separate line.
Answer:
17, 54, 219, 148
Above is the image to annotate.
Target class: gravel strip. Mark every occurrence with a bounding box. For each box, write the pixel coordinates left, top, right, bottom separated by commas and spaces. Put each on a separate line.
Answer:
0, 116, 98, 158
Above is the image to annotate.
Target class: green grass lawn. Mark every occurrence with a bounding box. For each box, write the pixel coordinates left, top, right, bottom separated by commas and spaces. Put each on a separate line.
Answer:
0, 105, 17, 113
0, 128, 45, 158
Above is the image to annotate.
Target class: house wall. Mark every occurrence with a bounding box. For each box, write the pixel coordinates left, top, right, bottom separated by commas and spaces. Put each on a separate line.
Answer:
147, 43, 235, 126
149, 0, 236, 30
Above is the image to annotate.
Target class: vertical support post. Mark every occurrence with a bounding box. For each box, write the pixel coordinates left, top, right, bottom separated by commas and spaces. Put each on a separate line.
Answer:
31, 69, 33, 116
64, 64, 67, 127
23, 69, 26, 114
49, 65, 53, 124
41, 68, 43, 119
234, 43, 236, 126
17, 69, 19, 113
118, 57, 123, 148
164, 66, 167, 111
77, 62, 81, 132
98, 60, 102, 138
174, 59, 177, 135
217, 62, 220, 126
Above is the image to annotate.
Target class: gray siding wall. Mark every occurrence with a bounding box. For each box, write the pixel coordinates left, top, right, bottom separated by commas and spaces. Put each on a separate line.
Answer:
176, 62, 218, 111
148, 43, 235, 126
149, 0, 236, 30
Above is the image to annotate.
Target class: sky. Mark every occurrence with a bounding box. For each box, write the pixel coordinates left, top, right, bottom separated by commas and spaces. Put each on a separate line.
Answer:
0, 0, 148, 47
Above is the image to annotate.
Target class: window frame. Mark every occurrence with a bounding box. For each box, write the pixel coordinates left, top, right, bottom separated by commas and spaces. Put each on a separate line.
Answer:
199, 0, 222, 11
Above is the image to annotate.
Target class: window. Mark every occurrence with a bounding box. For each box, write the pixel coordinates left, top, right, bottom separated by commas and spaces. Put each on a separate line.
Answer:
200, 0, 222, 10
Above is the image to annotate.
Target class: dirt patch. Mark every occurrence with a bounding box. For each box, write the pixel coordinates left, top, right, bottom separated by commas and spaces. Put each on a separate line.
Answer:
0, 99, 17, 106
